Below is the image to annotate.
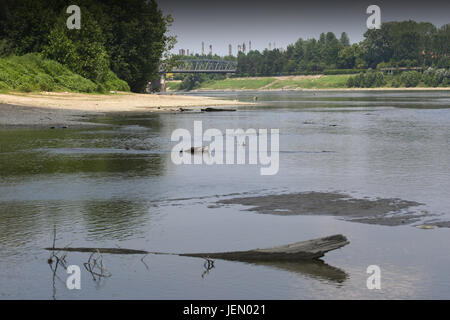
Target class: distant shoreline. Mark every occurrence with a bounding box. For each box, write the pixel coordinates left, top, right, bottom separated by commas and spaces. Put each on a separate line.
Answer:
189, 87, 450, 92
167, 74, 450, 92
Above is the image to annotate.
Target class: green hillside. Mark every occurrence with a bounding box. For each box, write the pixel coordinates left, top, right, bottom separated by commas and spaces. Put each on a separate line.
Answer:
0, 54, 130, 93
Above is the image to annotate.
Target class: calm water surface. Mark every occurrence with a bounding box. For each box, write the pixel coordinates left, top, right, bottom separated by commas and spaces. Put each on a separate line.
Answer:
0, 91, 449, 299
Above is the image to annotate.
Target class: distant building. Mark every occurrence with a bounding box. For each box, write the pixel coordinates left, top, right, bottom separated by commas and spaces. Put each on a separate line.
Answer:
380, 67, 423, 75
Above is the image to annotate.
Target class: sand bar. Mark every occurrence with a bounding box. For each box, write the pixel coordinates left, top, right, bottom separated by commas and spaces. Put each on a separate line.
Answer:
0, 92, 251, 127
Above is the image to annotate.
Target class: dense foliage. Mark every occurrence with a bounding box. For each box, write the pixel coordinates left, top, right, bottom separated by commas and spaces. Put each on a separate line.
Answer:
0, 0, 174, 92
347, 68, 449, 88
234, 21, 449, 77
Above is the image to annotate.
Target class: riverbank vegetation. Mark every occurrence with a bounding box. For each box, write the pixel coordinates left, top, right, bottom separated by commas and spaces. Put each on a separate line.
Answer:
0, 0, 174, 93
0, 54, 129, 93
167, 75, 352, 91
172, 20, 448, 90
234, 21, 449, 76
347, 68, 450, 88
167, 71, 449, 91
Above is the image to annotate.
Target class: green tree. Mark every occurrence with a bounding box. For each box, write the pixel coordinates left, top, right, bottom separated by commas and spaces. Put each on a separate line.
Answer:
0, 0, 174, 92
43, 12, 109, 82
340, 32, 350, 47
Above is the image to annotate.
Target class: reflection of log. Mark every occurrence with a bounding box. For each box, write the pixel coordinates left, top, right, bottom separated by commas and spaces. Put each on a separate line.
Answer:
248, 260, 348, 283
181, 234, 349, 261
46, 234, 349, 261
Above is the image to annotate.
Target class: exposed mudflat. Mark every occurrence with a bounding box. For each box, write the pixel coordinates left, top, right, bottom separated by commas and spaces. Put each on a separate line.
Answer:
215, 192, 444, 227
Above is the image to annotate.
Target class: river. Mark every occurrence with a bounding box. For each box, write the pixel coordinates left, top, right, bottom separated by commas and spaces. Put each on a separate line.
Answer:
0, 90, 449, 299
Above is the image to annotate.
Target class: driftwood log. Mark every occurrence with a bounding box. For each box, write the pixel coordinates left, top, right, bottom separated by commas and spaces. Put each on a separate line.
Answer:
201, 107, 236, 112
180, 234, 349, 261
46, 234, 349, 262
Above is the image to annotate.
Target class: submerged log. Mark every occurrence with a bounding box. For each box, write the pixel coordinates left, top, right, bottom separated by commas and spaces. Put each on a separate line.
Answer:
180, 234, 349, 261
201, 107, 236, 112
45, 234, 349, 261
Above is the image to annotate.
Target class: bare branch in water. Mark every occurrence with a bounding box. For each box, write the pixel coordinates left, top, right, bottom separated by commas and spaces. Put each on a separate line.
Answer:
201, 258, 215, 279
83, 250, 112, 281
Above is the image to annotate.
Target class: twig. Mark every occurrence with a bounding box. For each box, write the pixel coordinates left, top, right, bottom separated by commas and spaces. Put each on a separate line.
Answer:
201, 258, 215, 278
141, 254, 150, 270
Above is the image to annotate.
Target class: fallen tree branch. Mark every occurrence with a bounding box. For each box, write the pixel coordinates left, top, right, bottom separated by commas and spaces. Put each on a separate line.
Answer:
45, 234, 349, 262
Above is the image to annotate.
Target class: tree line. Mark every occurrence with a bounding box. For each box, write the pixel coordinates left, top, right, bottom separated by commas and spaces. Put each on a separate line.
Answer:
0, 0, 175, 92
235, 21, 449, 76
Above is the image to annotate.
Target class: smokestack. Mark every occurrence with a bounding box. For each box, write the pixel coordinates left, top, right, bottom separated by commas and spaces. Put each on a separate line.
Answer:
242, 42, 246, 53
187, 49, 190, 56
202, 42, 204, 55
209, 44, 212, 56
269, 42, 271, 50
249, 41, 252, 51
229, 44, 232, 56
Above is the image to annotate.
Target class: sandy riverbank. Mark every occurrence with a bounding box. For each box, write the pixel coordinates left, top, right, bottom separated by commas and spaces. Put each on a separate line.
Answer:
0, 92, 250, 127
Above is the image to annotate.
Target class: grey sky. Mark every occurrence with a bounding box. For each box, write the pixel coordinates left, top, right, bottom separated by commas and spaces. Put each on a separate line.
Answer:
156, 0, 450, 56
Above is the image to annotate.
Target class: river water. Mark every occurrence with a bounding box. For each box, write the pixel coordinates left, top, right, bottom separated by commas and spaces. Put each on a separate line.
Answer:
0, 90, 449, 299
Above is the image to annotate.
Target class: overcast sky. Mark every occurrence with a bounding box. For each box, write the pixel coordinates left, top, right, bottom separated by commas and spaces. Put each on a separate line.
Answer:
156, 0, 450, 56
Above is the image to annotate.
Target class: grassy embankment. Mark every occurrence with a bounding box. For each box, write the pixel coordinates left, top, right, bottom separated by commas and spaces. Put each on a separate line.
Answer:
167, 75, 352, 91
0, 54, 130, 94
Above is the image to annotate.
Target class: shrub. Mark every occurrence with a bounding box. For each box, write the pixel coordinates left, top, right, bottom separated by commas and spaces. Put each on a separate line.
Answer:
423, 68, 449, 87
399, 71, 421, 87
347, 71, 386, 88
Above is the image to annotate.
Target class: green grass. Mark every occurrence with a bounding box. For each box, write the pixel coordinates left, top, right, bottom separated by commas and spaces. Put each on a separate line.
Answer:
270, 75, 352, 89
201, 78, 277, 90
0, 53, 130, 93
166, 75, 353, 91
166, 81, 181, 91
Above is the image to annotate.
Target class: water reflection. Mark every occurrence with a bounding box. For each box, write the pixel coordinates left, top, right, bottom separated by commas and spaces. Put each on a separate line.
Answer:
248, 260, 348, 284
81, 199, 154, 241
0, 114, 166, 179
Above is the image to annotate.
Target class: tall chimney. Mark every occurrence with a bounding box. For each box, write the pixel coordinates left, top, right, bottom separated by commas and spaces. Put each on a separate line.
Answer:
202, 42, 204, 55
